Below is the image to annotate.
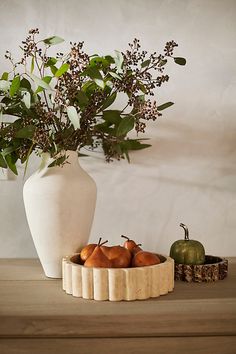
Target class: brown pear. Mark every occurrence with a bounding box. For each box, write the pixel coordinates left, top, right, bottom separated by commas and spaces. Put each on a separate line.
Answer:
131, 244, 143, 256
112, 247, 132, 268
80, 244, 96, 262
121, 235, 141, 254
109, 246, 132, 268
132, 251, 160, 267
100, 245, 111, 258
84, 239, 112, 268
102, 245, 131, 268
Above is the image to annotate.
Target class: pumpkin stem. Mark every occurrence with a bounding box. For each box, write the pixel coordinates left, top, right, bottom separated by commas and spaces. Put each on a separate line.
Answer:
180, 223, 189, 240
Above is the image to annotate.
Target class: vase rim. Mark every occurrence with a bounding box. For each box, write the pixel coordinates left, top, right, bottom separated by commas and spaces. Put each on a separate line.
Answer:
64, 150, 79, 164
65, 150, 78, 155
39, 150, 79, 169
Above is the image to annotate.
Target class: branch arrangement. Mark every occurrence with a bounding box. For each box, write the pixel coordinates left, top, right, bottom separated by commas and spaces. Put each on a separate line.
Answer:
0, 29, 186, 174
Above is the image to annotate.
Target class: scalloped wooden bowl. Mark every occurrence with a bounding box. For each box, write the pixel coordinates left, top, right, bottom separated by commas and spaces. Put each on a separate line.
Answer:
62, 254, 174, 301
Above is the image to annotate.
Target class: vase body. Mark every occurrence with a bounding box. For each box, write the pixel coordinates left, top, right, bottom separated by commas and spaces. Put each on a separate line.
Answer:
23, 151, 97, 278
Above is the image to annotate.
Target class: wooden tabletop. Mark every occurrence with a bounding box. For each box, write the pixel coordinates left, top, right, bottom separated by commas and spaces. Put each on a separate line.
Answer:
0, 258, 236, 354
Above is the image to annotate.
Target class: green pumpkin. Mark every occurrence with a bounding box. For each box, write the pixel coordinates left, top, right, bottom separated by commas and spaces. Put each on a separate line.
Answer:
170, 223, 205, 265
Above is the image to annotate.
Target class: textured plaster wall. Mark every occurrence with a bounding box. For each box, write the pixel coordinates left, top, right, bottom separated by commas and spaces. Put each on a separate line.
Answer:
0, 0, 235, 257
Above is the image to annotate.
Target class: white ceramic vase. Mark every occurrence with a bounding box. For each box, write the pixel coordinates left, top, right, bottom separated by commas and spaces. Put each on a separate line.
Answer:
23, 150, 97, 278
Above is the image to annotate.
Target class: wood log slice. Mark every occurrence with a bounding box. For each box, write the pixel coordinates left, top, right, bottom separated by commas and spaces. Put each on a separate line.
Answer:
174, 255, 228, 282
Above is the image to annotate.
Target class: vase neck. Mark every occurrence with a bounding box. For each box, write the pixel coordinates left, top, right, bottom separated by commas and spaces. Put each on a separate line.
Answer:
65, 150, 79, 165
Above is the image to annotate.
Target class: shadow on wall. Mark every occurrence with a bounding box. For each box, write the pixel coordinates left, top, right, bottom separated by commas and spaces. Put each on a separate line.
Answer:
128, 119, 236, 194
131, 119, 236, 165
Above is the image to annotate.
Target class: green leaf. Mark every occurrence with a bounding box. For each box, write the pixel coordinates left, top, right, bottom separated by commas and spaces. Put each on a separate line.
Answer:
0, 96, 11, 105
50, 65, 58, 75
9, 76, 20, 97
94, 122, 115, 134
0, 119, 22, 138
174, 57, 186, 66
89, 56, 109, 68
76, 90, 89, 109
5, 154, 18, 175
157, 102, 174, 111
34, 76, 52, 94
94, 78, 105, 89
22, 91, 31, 108
45, 57, 57, 67
122, 139, 151, 150
117, 116, 135, 136
84, 67, 104, 88
2, 146, 17, 157
124, 149, 130, 163
20, 78, 31, 91
102, 92, 117, 110
43, 36, 64, 46
158, 59, 167, 67
13, 118, 23, 128
30, 57, 35, 73
48, 155, 67, 167
55, 63, 70, 77
0, 153, 7, 168
38, 152, 50, 172
0, 80, 10, 91
103, 110, 121, 125
105, 81, 113, 90
30, 73, 52, 91
81, 81, 95, 94
114, 143, 123, 156
1, 72, 8, 81
109, 71, 122, 81
84, 67, 103, 80
67, 106, 80, 129
114, 50, 123, 73
43, 76, 53, 84
104, 55, 115, 64
15, 125, 35, 139
141, 59, 151, 68
4, 103, 22, 116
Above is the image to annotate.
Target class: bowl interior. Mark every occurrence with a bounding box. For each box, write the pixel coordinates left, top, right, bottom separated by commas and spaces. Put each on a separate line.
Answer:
70, 253, 166, 267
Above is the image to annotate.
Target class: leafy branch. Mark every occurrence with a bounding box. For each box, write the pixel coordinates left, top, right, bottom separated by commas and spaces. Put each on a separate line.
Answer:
0, 29, 186, 174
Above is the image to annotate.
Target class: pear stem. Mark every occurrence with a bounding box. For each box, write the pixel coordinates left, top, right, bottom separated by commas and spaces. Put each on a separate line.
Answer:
100, 240, 108, 247
180, 223, 189, 241
137, 243, 142, 247
121, 235, 130, 241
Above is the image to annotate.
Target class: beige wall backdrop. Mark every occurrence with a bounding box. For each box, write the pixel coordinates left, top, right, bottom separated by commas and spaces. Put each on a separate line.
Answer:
0, 0, 236, 257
